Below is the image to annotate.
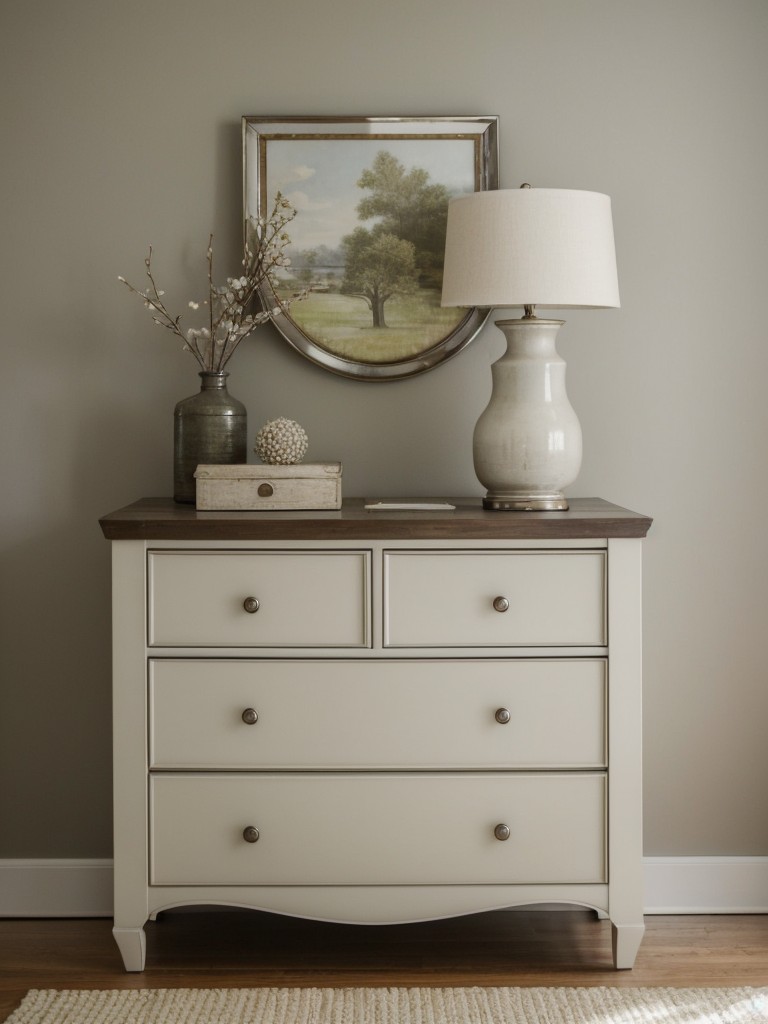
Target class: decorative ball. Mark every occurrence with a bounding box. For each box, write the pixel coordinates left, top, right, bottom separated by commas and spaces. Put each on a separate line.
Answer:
254, 417, 309, 465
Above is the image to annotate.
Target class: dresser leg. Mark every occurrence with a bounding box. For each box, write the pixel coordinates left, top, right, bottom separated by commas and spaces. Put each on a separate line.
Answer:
611, 921, 644, 969
113, 925, 147, 972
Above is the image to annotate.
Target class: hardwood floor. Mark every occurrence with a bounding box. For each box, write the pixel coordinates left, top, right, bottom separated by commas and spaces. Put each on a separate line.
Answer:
1, 910, 767, 1021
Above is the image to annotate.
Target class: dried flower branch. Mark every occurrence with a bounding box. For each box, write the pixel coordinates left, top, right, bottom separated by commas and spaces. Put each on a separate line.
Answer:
118, 192, 302, 373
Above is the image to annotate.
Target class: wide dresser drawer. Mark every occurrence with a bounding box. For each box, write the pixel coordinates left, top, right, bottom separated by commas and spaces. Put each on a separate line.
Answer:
384, 550, 606, 647
150, 773, 606, 885
149, 659, 606, 769
148, 551, 370, 647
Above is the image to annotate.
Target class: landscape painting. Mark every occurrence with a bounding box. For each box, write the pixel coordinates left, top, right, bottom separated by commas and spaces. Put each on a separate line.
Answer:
243, 117, 498, 380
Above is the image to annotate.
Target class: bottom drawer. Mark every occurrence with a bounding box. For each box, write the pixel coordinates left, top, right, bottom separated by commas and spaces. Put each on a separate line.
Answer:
150, 773, 606, 886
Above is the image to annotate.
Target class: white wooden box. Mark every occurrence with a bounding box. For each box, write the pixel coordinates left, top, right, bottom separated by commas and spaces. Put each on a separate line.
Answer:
194, 463, 342, 510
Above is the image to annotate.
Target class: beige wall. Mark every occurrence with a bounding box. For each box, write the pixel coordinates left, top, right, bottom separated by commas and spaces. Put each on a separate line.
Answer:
1, 0, 767, 859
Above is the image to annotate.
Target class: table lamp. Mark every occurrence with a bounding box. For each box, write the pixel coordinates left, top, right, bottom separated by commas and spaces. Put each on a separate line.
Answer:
441, 185, 619, 510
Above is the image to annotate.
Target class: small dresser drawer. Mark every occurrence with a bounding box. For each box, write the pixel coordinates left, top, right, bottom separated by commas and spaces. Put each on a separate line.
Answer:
150, 772, 606, 886
384, 550, 606, 647
149, 658, 606, 770
148, 551, 370, 647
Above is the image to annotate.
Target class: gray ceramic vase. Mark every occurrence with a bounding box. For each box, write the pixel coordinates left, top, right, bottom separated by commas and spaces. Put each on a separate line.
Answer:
173, 371, 247, 503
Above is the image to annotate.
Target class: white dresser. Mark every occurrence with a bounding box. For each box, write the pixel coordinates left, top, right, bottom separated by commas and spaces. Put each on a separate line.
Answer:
99, 497, 652, 972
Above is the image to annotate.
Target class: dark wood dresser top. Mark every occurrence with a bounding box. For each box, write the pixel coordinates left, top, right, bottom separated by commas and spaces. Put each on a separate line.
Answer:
100, 497, 652, 542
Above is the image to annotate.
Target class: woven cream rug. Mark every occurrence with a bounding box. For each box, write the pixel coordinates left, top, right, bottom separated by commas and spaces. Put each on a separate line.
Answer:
7, 987, 768, 1023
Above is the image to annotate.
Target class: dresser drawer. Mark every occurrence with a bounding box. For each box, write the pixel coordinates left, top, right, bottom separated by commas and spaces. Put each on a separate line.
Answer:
150, 772, 606, 886
384, 550, 606, 647
149, 658, 606, 769
148, 551, 370, 647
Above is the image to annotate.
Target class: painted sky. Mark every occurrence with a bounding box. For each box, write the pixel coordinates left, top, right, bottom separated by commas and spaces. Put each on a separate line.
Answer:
264, 137, 477, 253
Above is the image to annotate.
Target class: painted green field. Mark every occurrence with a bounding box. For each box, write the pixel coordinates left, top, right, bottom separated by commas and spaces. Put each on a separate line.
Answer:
286, 289, 465, 362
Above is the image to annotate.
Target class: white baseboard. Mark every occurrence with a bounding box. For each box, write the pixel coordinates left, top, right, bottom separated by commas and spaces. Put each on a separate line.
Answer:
1, 857, 766, 917
0, 859, 113, 917
643, 856, 768, 914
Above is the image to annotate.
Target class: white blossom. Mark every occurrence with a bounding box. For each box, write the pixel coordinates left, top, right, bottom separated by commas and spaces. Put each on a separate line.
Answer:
118, 192, 302, 372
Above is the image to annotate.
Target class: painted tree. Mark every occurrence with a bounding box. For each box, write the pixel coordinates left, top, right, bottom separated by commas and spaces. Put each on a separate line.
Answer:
298, 249, 317, 287
356, 151, 451, 288
341, 227, 417, 328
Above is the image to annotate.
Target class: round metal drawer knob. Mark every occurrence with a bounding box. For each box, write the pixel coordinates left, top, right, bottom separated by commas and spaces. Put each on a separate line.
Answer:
242, 826, 260, 844
243, 597, 260, 614
241, 708, 259, 725
494, 823, 511, 842
492, 596, 510, 613
258, 483, 274, 497
495, 707, 511, 725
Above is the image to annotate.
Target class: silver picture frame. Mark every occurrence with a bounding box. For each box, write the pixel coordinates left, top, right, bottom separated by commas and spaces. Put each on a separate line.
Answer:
243, 115, 499, 381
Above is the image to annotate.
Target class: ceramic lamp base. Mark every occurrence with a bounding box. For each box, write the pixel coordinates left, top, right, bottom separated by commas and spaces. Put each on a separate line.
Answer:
473, 317, 582, 512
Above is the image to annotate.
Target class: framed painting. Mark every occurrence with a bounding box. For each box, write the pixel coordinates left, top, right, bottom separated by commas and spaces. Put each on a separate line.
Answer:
242, 115, 499, 381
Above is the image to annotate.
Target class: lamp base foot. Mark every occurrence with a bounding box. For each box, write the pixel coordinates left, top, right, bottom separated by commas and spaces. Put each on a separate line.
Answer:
483, 492, 569, 511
